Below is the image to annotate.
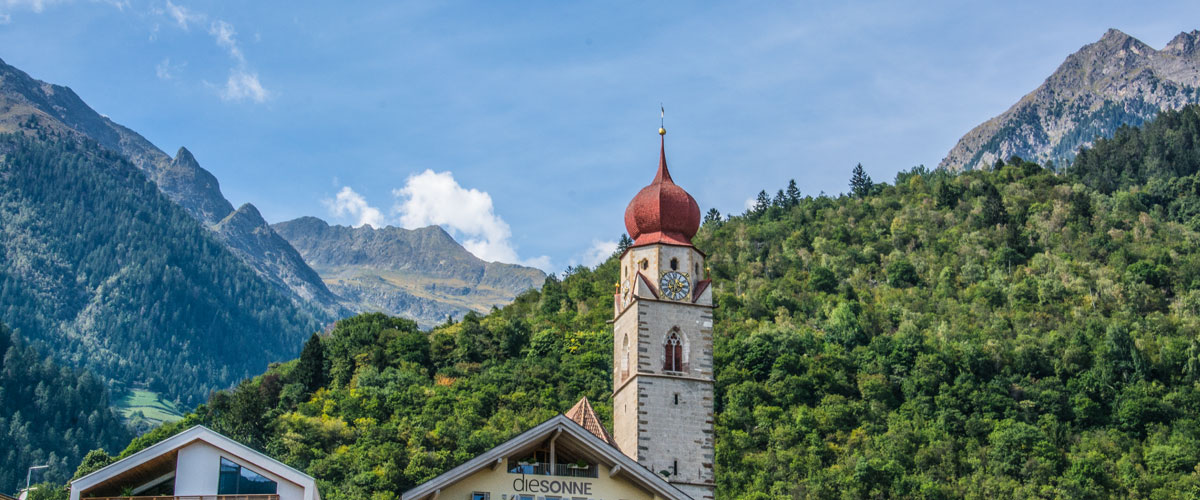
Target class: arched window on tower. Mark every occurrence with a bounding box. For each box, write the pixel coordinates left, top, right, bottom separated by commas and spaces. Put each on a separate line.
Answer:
670, 258, 679, 271
664, 332, 682, 372
621, 334, 630, 381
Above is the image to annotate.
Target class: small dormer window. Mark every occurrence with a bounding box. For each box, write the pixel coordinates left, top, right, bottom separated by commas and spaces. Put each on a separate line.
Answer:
670, 258, 679, 271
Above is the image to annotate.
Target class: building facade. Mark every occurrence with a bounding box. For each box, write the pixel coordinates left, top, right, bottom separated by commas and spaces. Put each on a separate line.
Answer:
612, 128, 715, 500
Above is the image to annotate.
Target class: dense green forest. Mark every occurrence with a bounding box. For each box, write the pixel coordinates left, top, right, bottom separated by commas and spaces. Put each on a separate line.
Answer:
65, 105, 1200, 499
0, 129, 321, 407
0, 321, 131, 494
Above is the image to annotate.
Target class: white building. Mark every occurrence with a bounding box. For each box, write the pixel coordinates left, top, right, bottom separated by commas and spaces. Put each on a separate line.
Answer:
69, 425, 320, 500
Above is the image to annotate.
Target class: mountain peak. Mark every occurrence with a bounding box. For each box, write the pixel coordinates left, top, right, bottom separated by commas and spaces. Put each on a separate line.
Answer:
939, 27, 1200, 172
1083, 28, 1152, 58
173, 146, 197, 166
1100, 28, 1133, 43
1164, 30, 1200, 56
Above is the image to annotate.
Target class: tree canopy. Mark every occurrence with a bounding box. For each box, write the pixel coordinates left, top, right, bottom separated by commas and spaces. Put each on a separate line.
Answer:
63, 104, 1200, 499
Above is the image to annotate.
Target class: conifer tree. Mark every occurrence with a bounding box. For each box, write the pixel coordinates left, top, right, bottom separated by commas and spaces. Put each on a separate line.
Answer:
850, 163, 872, 198
703, 208, 722, 225
753, 190, 770, 215
291, 333, 327, 395
616, 234, 633, 253
786, 179, 801, 206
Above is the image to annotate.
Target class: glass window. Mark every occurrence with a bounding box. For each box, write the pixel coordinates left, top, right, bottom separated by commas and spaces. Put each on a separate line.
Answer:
471, 493, 489, 500
217, 458, 277, 495
218, 458, 239, 494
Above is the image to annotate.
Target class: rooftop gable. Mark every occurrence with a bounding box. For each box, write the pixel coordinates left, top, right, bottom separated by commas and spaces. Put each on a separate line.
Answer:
402, 414, 691, 500
70, 425, 319, 500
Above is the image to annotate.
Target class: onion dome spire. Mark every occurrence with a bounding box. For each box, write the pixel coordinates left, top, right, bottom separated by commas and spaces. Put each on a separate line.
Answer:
623, 119, 701, 248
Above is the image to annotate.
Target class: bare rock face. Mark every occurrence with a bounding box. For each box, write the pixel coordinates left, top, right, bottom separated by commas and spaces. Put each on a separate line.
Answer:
0, 57, 345, 320
940, 29, 1200, 171
273, 217, 546, 328
215, 205, 354, 318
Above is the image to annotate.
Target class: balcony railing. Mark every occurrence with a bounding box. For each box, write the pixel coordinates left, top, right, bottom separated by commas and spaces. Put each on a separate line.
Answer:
507, 462, 599, 478
85, 496, 280, 500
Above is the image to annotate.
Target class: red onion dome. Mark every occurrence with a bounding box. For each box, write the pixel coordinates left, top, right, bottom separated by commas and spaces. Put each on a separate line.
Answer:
623, 131, 700, 247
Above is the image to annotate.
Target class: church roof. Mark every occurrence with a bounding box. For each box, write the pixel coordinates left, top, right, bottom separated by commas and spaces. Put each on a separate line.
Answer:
623, 131, 701, 248
565, 397, 618, 448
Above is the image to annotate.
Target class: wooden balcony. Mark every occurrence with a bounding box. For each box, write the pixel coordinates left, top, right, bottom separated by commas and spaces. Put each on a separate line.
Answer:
84, 496, 279, 500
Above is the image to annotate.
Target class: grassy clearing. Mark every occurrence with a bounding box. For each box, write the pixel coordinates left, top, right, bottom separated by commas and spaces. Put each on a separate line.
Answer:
115, 389, 184, 428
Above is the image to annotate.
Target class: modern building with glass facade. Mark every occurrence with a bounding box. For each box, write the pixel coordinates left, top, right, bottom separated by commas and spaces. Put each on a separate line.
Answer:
68, 425, 321, 500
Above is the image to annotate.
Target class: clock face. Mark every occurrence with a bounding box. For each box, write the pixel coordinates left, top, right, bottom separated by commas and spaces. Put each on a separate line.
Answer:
659, 271, 691, 301
621, 280, 631, 306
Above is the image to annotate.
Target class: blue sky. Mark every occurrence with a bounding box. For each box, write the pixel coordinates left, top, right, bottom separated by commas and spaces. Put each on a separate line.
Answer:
2, 1, 1198, 272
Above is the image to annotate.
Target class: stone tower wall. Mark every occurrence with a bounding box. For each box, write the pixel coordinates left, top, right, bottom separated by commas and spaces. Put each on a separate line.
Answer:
613, 245, 714, 499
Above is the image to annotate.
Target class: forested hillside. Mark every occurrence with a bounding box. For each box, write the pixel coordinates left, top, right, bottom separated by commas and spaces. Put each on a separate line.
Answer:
0, 128, 320, 407
87, 105, 1200, 499
0, 322, 131, 493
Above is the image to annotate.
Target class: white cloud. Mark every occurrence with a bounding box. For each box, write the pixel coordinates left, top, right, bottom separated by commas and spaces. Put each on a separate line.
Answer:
220, 69, 268, 103
150, 5, 269, 104
744, 197, 757, 211
579, 239, 618, 268
324, 186, 385, 228
1, 0, 61, 14
155, 57, 184, 80
392, 169, 551, 271
164, 0, 201, 29
208, 19, 243, 63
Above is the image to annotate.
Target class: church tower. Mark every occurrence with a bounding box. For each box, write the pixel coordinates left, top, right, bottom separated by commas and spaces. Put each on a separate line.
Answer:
612, 126, 715, 500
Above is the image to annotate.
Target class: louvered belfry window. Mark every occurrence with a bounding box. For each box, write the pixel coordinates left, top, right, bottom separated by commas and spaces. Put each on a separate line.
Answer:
664, 332, 682, 372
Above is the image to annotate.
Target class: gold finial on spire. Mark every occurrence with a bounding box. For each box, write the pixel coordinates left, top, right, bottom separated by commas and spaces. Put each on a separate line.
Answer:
659, 104, 666, 135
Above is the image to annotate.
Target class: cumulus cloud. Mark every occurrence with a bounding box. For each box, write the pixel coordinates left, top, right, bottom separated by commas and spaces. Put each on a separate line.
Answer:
324, 186, 385, 228
579, 240, 618, 268
393, 169, 551, 270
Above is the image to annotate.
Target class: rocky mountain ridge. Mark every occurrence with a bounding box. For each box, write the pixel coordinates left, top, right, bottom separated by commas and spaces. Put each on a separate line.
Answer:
940, 28, 1200, 171
273, 217, 546, 328
0, 57, 348, 320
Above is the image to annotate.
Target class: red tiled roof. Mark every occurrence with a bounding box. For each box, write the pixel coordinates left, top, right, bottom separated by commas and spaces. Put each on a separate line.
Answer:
623, 134, 700, 248
692, 279, 711, 303
565, 397, 618, 448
